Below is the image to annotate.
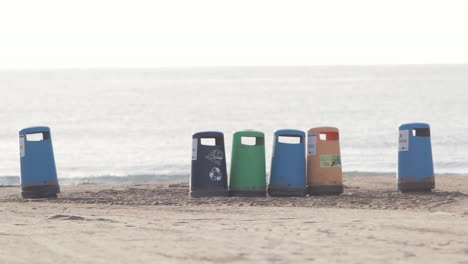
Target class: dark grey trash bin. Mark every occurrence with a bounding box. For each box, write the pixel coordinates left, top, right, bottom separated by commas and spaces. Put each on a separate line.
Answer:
190, 131, 229, 198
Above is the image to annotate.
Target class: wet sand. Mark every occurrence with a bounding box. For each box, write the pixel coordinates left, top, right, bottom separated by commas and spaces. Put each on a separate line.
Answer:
0, 175, 467, 263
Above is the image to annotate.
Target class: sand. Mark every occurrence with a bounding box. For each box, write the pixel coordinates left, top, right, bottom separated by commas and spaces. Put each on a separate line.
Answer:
0, 175, 467, 264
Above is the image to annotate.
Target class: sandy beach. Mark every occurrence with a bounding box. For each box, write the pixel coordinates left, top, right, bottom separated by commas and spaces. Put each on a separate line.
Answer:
1, 175, 467, 263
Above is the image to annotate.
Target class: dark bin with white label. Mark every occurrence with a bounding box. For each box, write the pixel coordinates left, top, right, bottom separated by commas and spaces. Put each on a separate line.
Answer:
19, 126, 60, 198
190, 131, 229, 198
398, 123, 435, 192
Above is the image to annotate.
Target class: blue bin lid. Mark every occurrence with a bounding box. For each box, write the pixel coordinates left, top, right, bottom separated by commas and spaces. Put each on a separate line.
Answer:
399, 123, 430, 130
19, 126, 51, 136
274, 129, 305, 137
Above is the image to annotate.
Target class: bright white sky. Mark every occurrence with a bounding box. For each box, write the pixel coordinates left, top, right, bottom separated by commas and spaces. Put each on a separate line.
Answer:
0, 0, 467, 69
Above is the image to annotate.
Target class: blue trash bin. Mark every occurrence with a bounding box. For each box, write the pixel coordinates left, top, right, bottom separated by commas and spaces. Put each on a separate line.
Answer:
268, 129, 307, 197
190, 131, 229, 198
398, 123, 435, 192
19, 126, 60, 198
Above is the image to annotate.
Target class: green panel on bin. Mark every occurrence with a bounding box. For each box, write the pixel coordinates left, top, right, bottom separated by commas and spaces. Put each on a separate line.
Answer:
229, 130, 266, 193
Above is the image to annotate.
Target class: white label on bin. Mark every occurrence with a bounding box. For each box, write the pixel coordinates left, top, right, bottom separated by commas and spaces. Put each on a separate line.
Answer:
308, 134, 317, 155
192, 138, 198, 160
19, 136, 25, 157
399, 130, 409, 152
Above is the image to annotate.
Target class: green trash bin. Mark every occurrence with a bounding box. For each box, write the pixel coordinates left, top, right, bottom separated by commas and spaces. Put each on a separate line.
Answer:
229, 130, 267, 196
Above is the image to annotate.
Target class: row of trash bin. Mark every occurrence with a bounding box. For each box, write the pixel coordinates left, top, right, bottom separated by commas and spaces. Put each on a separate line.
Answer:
17, 123, 435, 199
191, 123, 436, 198
191, 128, 344, 197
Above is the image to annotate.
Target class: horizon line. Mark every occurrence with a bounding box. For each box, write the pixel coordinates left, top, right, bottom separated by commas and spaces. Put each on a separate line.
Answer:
0, 62, 467, 72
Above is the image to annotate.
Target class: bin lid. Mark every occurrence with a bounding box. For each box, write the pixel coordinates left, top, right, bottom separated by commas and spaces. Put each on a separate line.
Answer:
233, 130, 264, 138
399, 123, 430, 130
192, 131, 224, 139
308, 127, 339, 134
19, 126, 51, 135
274, 129, 304, 137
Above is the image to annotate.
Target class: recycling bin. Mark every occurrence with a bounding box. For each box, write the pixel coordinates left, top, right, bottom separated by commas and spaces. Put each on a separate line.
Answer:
307, 127, 344, 195
19, 126, 60, 198
229, 130, 266, 196
190, 131, 229, 198
268, 129, 307, 197
398, 123, 435, 192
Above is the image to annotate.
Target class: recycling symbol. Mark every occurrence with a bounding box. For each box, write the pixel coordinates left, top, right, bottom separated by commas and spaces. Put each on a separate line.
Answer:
209, 167, 223, 181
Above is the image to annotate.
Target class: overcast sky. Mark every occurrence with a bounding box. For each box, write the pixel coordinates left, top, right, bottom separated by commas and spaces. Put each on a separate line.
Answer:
0, 0, 467, 69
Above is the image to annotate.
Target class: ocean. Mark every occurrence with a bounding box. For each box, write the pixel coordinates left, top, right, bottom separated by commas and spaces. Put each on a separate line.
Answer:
1, 64, 467, 185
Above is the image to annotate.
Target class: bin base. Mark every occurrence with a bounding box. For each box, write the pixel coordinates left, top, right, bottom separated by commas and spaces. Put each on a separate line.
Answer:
398, 181, 435, 193
307, 185, 343, 195
21, 185, 60, 199
268, 185, 306, 197
190, 190, 229, 198
229, 189, 266, 197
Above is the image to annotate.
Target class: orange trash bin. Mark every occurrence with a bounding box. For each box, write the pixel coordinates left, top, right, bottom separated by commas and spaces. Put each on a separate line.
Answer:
306, 127, 344, 195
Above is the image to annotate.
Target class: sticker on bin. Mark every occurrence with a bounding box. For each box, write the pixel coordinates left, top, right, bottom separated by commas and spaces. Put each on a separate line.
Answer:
192, 138, 198, 160
320, 155, 341, 168
399, 130, 409, 152
308, 134, 317, 155
19, 136, 25, 157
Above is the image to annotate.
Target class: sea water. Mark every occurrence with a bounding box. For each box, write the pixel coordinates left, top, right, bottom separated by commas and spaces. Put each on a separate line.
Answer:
1, 65, 467, 185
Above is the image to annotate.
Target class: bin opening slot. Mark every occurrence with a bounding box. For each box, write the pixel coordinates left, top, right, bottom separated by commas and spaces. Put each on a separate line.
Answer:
26, 132, 49, 141
241, 136, 256, 146
200, 138, 216, 146
413, 128, 430, 137
278, 136, 301, 144
319, 132, 339, 141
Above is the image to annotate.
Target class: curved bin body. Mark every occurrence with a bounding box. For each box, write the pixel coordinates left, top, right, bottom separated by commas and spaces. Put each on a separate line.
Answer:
19, 126, 60, 198
191, 131, 229, 198
268, 129, 306, 197
398, 123, 435, 192
229, 130, 266, 196
306, 127, 343, 195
